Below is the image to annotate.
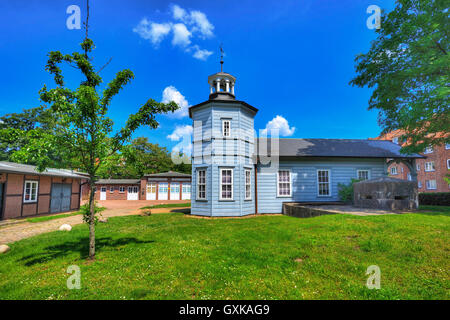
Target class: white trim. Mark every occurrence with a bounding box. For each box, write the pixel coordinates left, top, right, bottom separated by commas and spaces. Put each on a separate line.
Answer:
219, 168, 234, 200
390, 166, 398, 175
197, 169, 207, 200
100, 187, 107, 201
446, 143, 450, 150
119, 186, 125, 193
426, 180, 437, 190
245, 169, 252, 200
222, 119, 231, 137
424, 146, 433, 154
277, 170, 292, 197
110, 186, 114, 193
447, 159, 450, 170
425, 161, 435, 172
357, 169, 370, 181
317, 169, 331, 197
23, 180, 38, 203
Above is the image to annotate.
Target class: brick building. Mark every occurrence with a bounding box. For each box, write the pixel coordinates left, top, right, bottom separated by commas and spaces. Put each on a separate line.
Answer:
374, 130, 450, 193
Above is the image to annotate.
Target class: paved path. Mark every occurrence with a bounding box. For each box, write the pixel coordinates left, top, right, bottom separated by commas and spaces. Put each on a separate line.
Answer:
0, 200, 190, 245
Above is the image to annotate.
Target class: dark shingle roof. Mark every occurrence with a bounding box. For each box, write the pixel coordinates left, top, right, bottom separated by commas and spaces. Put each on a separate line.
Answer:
189, 99, 258, 118
143, 171, 191, 178
0, 161, 88, 179
256, 138, 424, 159
95, 179, 140, 185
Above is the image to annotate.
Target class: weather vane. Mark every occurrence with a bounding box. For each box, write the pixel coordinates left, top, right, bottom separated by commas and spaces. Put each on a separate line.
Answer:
220, 44, 224, 72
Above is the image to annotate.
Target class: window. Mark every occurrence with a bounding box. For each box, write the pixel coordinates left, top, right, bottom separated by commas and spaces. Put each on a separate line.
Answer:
390, 166, 398, 175
446, 143, 450, 150
182, 184, 191, 193
220, 169, 233, 200
110, 186, 114, 193
24, 180, 38, 203
392, 137, 399, 144
317, 170, 331, 196
277, 170, 291, 197
424, 146, 433, 154
447, 159, 450, 170
418, 181, 422, 188
407, 173, 412, 181
357, 170, 370, 181
416, 164, 420, 171
222, 120, 231, 137
245, 169, 251, 200
197, 169, 206, 200
425, 161, 435, 172
426, 180, 437, 190
119, 186, 125, 193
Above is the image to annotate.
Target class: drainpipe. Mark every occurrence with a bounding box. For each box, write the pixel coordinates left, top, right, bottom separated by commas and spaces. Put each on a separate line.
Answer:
254, 164, 258, 214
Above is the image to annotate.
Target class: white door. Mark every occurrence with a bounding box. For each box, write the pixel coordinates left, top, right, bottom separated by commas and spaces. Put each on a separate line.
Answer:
170, 184, 180, 200
146, 183, 156, 200
127, 186, 139, 200
182, 183, 191, 200
158, 183, 168, 200
100, 187, 107, 200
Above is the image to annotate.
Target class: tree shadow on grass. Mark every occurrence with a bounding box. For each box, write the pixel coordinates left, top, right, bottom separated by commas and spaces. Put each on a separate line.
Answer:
18, 236, 154, 266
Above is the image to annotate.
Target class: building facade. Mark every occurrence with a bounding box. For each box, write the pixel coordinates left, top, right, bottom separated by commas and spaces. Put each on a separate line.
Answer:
0, 161, 87, 220
375, 130, 450, 193
189, 68, 423, 216
84, 172, 192, 201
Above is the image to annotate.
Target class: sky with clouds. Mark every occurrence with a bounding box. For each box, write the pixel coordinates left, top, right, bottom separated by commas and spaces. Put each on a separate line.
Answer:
0, 0, 396, 156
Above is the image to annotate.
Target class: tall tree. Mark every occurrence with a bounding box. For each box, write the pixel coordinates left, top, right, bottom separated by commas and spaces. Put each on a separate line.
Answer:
8, 1, 178, 259
350, 0, 449, 153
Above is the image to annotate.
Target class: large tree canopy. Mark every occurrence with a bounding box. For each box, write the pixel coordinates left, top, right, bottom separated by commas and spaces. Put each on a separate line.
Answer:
351, 0, 449, 153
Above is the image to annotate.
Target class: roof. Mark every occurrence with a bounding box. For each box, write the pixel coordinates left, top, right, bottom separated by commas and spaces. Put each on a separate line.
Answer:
143, 171, 191, 178
256, 138, 425, 159
189, 99, 258, 118
0, 161, 88, 179
354, 176, 414, 184
95, 179, 140, 185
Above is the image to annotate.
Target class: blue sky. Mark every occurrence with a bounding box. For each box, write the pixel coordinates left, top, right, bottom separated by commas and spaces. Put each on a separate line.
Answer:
0, 0, 395, 154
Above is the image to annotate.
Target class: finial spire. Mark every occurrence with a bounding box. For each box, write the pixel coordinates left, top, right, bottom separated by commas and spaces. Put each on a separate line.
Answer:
220, 44, 224, 72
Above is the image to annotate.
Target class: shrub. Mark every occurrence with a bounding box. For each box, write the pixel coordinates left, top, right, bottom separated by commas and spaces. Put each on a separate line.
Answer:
80, 202, 106, 224
338, 179, 361, 204
419, 193, 450, 206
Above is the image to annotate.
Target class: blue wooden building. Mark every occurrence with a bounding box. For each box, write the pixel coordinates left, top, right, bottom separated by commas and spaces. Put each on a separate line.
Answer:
189, 66, 422, 216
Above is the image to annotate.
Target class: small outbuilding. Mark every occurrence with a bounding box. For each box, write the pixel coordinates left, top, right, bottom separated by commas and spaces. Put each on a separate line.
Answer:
353, 176, 418, 211
0, 161, 88, 220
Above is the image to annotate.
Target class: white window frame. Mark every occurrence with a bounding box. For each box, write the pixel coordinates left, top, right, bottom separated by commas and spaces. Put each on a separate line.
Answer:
390, 166, 398, 175
220, 168, 234, 200
245, 169, 252, 200
222, 119, 231, 137
392, 137, 398, 144
317, 169, 331, 197
23, 180, 39, 203
446, 143, 450, 150
357, 169, 370, 181
277, 170, 292, 197
407, 173, 412, 181
119, 186, 125, 193
416, 164, 420, 171
426, 180, 437, 190
418, 181, 422, 188
447, 159, 450, 170
425, 161, 435, 172
424, 146, 433, 154
197, 169, 207, 200
110, 186, 114, 193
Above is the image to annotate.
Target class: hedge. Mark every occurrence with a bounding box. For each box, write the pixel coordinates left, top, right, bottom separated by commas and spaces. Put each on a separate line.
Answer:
419, 192, 450, 206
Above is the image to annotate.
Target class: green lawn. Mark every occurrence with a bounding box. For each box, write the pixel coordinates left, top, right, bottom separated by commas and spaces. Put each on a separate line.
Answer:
140, 202, 191, 210
26, 206, 106, 223
0, 207, 448, 300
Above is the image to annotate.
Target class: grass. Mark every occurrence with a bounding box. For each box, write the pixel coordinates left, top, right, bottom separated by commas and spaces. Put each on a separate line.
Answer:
140, 202, 190, 210
25, 207, 106, 223
0, 208, 448, 300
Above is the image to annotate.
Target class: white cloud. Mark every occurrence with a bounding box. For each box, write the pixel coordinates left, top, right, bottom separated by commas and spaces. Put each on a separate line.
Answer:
172, 23, 192, 47
132, 18, 171, 46
172, 4, 187, 21
190, 45, 213, 60
261, 115, 296, 136
162, 86, 189, 118
189, 10, 214, 38
167, 124, 193, 141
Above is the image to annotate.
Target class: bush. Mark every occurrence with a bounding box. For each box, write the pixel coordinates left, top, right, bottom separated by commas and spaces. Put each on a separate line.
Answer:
80, 202, 106, 224
338, 179, 361, 204
419, 193, 450, 206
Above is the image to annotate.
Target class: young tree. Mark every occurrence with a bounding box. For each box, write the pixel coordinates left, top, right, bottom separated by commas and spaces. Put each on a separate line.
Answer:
351, 0, 449, 153
9, 1, 178, 259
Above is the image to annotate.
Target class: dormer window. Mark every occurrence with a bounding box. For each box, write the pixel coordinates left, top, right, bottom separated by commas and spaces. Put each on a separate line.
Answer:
222, 120, 231, 137
424, 146, 433, 154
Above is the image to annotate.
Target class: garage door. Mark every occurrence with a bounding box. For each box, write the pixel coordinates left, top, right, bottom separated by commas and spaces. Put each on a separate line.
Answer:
170, 184, 180, 200
158, 183, 168, 200
50, 183, 72, 213
0, 183, 4, 220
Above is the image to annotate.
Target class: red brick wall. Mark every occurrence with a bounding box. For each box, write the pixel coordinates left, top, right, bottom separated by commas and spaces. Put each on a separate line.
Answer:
93, 184, 138, 200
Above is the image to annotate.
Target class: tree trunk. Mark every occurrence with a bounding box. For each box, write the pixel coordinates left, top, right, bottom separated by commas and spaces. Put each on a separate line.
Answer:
88, 180, 96, 260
